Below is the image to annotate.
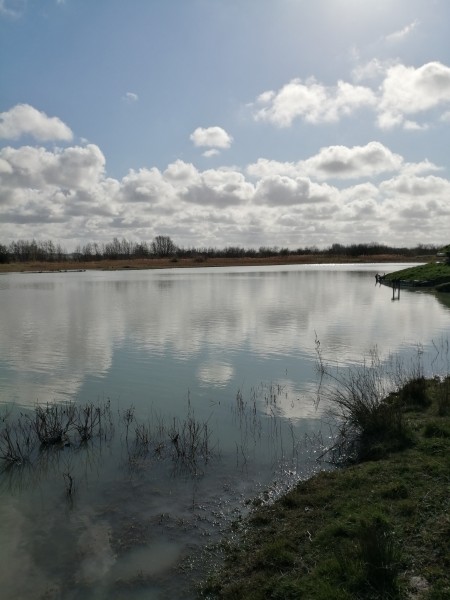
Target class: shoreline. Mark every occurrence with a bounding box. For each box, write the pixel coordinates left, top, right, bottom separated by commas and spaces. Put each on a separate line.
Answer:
382, 262, 450, 293
204, 376, 450, 599
0, 254, 429, 274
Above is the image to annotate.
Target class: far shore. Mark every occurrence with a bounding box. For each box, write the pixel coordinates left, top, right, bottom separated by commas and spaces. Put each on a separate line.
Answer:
0, 253, 430, 274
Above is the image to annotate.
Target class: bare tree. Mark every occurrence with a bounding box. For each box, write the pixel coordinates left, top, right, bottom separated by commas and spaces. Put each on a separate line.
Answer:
151, 236, 177, 257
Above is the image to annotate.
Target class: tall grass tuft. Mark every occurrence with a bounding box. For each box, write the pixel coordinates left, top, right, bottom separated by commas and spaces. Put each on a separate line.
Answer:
357, 516, 400, 596
399, 376, 429, 409
317, 346, 413, 462
436, 375, 450, 415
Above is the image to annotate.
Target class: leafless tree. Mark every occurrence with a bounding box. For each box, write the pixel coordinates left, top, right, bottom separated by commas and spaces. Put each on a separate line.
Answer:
151, 235, 177, 257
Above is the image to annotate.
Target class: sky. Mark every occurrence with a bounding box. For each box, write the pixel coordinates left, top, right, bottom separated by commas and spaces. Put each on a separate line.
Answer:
1, 0, 450, 251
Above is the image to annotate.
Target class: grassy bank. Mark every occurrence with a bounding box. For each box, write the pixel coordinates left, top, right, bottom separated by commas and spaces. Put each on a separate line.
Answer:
0, 254, 430, 274
384, 262, 450, 292
203, 376, 450, 599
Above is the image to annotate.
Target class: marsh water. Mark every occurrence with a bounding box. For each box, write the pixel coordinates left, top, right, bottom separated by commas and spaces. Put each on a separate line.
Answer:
1, 264, 450, 599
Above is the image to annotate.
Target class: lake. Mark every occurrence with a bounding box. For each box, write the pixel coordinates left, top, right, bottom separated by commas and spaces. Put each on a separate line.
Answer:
1, 264, 449, 599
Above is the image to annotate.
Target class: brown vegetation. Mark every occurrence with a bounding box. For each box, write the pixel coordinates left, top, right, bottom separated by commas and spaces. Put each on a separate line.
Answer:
0, 253, 429, 274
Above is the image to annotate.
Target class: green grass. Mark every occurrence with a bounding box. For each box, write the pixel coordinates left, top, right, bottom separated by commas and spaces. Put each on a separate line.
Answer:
203, 377, 450, 599
384, 262, 450, 286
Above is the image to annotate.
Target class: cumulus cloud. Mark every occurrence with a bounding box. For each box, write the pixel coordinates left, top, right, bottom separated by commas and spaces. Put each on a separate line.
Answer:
0, 144, 105, 192
380, 174, 450, 198
302, 142, 403, 180
1, 104, 450, 248
181, 168, 254, 206
0, 104, 73, 142
246, 158, 299, 180
252, 78, 376, 127
248, 142, 404, 181
163, 159, 199, 188
0, 144, 114, 227
119, 167, 176, 204
352, 58, 395, 83
252, 61, 450, 131
254, 176, 335, 206
340, 182, 380, 204
1, 137, 447, 246
377, 62, 450, 129
400, 160, 441, 176
190, 126, 233, 149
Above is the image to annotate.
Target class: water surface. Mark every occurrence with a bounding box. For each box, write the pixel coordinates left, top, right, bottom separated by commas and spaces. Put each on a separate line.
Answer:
1, 264, 449, 599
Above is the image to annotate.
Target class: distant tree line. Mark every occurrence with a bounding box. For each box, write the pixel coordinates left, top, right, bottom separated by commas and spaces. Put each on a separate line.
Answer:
0, 236, 178, 263
73, 236, 178, 260
324, 242, 439, 258
0, 237, 441, 264
0, 239, 66, 263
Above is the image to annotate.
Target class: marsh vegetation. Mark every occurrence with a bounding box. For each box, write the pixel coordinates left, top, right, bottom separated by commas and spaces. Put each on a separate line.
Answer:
0, 386, 326, 599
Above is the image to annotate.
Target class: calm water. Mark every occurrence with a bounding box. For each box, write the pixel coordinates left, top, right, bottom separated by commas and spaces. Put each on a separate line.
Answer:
1, 264, 449, 599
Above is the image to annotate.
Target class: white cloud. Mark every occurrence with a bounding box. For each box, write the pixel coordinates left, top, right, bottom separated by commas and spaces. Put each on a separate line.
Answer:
0, 0, 26, 18
202, 149, 220, 158
0, 144, 112, 227
252, 77, 376, 127
163, 159, 199, 188
123, 92, 139, 103
1, 105, 449, 248
248, 142, 403, 181
378, 62, 450, 129
190, 126, 233, 149
385, 19, 419, 43
380, 174, 450, 198
181, 168, 254, 207
0, 144, 105, 192
254, 175, 336, 206
0, 157, 13, 174
403, 120, 428, 131
247, 158, 299, 180
252, 61, 450, 131
400, 160, 441, 176
340, 182, 380, 205
352, 58, 395, 82
119, 167, 175, 204
301, 142, 403, 180
0, 104, 73, 141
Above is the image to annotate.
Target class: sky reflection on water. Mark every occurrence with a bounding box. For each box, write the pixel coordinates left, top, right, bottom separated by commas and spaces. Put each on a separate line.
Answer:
1, 264, 449, 413
1, 264, 450, 598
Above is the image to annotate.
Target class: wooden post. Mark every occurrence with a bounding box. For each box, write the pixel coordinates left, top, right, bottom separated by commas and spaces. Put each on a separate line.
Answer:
391, 280, 400, 301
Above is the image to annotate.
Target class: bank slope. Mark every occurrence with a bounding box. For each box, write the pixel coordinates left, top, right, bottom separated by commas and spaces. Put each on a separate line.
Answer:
383, 262, 450, 292
203, 377, 450, 600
